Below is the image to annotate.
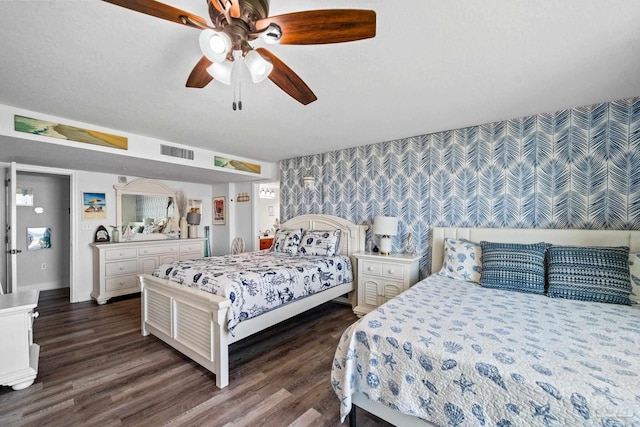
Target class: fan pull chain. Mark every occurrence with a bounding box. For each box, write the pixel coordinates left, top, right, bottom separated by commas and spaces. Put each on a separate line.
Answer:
232, 56, 243, 111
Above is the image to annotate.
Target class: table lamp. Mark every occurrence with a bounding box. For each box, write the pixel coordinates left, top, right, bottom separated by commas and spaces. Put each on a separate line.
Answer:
373, 216, 398, 256
186, 211, 201, 238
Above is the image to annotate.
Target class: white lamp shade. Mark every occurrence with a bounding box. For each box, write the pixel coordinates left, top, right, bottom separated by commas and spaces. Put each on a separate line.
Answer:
199, 29, 232, 63
244, 50, 273, 83
206, 60, 233, 85
373, 216, 398, 236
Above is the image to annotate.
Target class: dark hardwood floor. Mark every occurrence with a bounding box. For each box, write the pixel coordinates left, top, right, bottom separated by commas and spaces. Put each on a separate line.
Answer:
0, 288, 393, 427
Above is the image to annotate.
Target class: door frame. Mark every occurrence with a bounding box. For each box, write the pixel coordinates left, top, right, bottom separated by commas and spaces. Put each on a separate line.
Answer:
3, 162, 78, 301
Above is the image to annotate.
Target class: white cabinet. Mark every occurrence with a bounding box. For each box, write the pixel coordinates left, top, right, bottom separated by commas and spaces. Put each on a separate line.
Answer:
91, 239, 205, 304
353, 252, 421, 317
0, 290, 40, 390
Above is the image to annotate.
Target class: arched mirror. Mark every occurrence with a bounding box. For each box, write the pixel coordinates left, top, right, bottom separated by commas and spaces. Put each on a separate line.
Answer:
115, 179, 176, 240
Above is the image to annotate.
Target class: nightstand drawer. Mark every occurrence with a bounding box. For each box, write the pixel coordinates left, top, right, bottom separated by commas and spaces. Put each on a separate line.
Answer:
105, 260, 138, 277
361, 260, 382, 276
105, 248, 138, 261
105, 275, 138, 292
382, 262, 405, 280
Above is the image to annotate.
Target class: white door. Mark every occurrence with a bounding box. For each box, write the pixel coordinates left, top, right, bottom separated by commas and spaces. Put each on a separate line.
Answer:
4, 162, 18, 293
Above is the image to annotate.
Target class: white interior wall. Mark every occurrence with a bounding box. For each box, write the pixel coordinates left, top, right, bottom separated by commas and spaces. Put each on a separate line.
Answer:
232, 182, 253, 252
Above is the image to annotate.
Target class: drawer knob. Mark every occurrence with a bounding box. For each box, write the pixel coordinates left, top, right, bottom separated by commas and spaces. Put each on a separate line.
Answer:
119, 252, 125, 256
120, 266, 125, 271
388, 269, 394, 274
367, 266, 374, 271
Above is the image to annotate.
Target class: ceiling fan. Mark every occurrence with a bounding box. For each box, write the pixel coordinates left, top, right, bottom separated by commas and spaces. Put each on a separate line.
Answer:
102, 0, 376, 105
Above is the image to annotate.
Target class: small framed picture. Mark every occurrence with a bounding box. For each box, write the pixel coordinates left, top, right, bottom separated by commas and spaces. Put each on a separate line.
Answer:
83, 192, 107, 220
213, 196, 226, 225
16, 186, 33, 206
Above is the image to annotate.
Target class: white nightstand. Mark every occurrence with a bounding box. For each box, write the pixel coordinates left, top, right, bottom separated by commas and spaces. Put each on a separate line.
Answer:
353, 252, 421, 317
0, 290, 40, 390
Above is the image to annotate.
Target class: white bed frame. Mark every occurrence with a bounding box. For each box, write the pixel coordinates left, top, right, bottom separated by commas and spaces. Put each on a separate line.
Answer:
350, 227, 640, 427
138, 214, 367, 389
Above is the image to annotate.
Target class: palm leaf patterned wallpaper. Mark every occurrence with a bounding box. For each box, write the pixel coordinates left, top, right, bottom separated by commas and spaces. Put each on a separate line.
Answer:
280, 97, 640, 275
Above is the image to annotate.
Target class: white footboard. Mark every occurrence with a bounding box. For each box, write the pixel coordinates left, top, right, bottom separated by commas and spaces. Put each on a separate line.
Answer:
139, 273, 355, 389
139, 274, 232, 388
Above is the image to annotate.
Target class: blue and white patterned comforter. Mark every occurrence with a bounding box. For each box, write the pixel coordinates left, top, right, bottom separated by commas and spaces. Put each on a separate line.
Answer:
153, 251, 352, 333
332, 275, 640, 426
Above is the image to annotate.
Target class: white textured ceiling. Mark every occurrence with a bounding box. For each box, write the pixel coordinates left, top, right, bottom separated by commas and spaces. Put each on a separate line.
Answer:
1, 1, 640, 179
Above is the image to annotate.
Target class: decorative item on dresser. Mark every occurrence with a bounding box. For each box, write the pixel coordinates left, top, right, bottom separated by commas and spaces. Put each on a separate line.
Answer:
353, 251, 421, 317
0, 290, 40, 390
186, 210, 201, 238
91, 239, 205, 304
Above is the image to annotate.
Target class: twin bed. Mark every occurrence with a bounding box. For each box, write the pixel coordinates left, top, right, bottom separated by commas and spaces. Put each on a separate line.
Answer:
333, 227, 640, 426
137, 214, 367, 388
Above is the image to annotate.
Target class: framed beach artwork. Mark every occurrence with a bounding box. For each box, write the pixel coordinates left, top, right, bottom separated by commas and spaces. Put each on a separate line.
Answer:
213, 196, 226, 225
83, 192, 107, 220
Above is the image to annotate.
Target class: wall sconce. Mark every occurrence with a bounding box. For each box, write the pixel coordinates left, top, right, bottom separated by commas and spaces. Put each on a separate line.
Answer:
303, 175, 315, 190
259, 188, 276, 199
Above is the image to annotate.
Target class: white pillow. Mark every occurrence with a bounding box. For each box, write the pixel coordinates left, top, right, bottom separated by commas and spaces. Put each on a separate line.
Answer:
299, 229, 341, 256
271, 228, 303, 255
629, 252, 640, 304
438, 237, 482, 283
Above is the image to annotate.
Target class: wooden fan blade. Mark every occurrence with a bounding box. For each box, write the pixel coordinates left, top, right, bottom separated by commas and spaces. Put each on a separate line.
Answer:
186, 56, 213, 88
102, 0, 208, 29
229, 0, 241, 19
256, 10, 376, 45
209, 0, 223, 14
256, 48, 317, 105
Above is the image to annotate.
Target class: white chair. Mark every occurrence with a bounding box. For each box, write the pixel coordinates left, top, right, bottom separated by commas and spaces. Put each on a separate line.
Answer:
231, 237, 245, 254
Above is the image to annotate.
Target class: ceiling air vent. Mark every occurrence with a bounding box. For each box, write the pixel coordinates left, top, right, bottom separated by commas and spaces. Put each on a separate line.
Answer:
160, 145, 194, 160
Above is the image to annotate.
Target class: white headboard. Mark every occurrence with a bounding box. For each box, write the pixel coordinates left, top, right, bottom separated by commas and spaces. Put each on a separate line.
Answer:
279, 214, 368, 258
432, 227, 640, 273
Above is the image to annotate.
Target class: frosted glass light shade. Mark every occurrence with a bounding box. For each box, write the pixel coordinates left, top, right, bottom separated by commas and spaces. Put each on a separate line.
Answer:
373, 216, 398, 237
244, 50, 273, 83
206, 60, 233, 85
199, 29, 232, 63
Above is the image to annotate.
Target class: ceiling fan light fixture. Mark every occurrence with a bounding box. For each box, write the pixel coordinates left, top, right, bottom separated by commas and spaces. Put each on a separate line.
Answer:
244, 50, 273, 83
199, 29, 232, 63
206, 60, 233, 85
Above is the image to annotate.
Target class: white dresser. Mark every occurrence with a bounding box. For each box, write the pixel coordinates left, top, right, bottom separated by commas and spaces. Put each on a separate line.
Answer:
91, 238, 205, 304
0, 290, 40, 390
353, 252, 421, 317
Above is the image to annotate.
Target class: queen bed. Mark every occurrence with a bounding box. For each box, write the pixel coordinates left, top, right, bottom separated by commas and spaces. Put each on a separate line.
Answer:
332, 227, 640, 426
138, 214, 367, 388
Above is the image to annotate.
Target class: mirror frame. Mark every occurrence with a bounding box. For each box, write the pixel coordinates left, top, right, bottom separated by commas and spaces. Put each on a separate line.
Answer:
114, 178, 176, 230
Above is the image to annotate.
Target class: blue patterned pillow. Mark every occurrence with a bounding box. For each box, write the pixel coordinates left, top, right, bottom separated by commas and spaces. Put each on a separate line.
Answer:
271, 228, 303, 255
479, 241, 547, 294
630, 252, 640, 304
438, 237, 482, 283
548, 246, 631, 305
298, 229, 341, 256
